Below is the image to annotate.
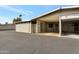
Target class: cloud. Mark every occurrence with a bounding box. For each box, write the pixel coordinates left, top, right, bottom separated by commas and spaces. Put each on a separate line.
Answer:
0, 5, 33, 24
0, 16, 12, 24
0, 5, 33, 16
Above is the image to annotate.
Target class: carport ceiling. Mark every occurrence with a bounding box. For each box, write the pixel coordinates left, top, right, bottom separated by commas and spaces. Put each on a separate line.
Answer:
38, 15, 59, 22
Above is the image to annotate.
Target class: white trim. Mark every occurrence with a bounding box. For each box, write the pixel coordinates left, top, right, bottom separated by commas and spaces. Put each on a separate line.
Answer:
61, 5, 79, 9
61, 14, 79, 20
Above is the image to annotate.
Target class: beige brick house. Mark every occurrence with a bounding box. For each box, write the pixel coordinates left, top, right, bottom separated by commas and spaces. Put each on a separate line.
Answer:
16, 6, 79, 36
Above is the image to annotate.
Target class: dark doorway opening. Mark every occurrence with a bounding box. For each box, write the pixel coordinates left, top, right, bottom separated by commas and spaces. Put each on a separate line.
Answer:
74, 23, 79, 33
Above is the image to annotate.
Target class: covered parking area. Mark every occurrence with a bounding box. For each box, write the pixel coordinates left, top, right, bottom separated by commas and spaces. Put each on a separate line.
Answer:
61, 14, 79, 37
35, 13, 79, 37
31, 11, 61, 36
16, 6, 79, 38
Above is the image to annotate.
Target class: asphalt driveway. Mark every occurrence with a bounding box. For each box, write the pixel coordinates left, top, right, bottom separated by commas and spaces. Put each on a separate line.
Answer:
0, 31, 79, 54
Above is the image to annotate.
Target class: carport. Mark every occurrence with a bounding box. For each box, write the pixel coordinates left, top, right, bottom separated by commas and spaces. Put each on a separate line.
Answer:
61, 14, 79, 35
16, 6, 79, 37
31, 11, 60, 36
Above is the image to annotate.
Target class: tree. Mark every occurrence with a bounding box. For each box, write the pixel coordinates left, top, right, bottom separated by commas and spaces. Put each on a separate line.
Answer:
5, 22, 8, 24
19, 14, 22, 18
13, 14, 22, 24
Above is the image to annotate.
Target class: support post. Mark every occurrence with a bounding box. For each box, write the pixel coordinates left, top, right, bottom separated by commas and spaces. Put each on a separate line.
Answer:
59, 16, 62, 36
36, 20, 39, 33
36, 20, 40, 33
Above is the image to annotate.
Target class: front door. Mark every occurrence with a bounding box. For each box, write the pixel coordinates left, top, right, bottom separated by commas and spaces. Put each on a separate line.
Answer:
74, 23, 79, 33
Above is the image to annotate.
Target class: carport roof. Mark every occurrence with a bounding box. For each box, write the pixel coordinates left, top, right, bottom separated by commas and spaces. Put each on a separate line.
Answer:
31, 6, 79, 21
17, 6, 79, 24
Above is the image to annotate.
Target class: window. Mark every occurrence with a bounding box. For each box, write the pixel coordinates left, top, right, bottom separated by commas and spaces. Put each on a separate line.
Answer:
48, 23, 53, 28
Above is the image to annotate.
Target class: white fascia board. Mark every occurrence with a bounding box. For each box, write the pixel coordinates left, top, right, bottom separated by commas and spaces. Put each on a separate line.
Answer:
61, 15, 79, 20
61, 5, 79, 9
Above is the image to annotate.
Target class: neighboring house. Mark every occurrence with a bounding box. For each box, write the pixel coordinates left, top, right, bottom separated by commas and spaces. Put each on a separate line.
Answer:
0, 24, 15, 31
16, 6, 79, 36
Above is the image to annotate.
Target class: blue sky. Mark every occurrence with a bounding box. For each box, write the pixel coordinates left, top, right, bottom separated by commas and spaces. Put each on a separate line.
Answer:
0, 5, 70, 24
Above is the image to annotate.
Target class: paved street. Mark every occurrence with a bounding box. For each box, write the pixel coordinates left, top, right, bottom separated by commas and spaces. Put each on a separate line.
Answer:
0, 31, 79, 54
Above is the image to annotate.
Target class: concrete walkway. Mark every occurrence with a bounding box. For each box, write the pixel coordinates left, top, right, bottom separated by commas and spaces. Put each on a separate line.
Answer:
36, 33, 59, 36
62, 34, 79, 39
